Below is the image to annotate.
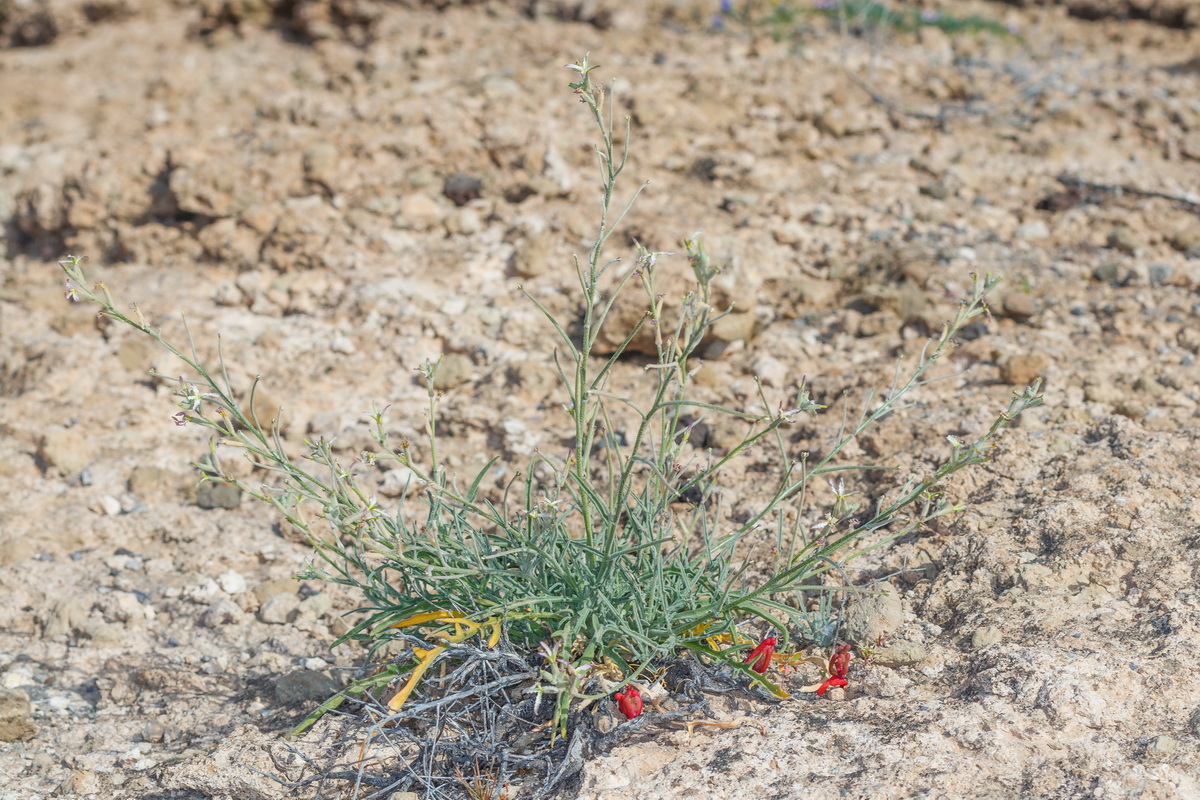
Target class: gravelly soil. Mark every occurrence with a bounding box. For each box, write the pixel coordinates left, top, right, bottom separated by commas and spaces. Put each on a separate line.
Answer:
1, 1, 1199, 798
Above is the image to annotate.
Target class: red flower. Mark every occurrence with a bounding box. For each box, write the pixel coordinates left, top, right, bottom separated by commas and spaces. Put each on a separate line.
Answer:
829, 644, 851, 678
743, 635, 778, 674
614, 687, 643, 720
816, 644, 852, 697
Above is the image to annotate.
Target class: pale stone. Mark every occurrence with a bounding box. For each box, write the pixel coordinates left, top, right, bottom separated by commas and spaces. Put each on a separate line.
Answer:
38, 428, 99, 475
0, 689, 35, 742
972, 625, 1003, 650
842, 585, 904, 645
218, 570, 247, 595
1015, 221, 1050, 240
397, 193, 444, 230
258, 592, 300, 625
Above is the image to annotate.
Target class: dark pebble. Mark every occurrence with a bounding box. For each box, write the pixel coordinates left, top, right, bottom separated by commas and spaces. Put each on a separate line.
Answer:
443, 173, 482, 206
274, 670, 340, 706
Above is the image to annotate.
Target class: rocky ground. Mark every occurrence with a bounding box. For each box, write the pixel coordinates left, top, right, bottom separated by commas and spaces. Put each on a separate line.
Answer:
1, 1, 1199, 798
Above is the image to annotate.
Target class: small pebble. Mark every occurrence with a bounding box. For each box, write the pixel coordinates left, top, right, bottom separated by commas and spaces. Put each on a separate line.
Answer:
1000, 353, 1049, 386
274, 670, 339, 705
1106, 226, 1138, 254
38, 429, 99, 475
1002, 292, 1035, 319
1147, 263, 1173, 286
140, 721, 166, 743
118, 494, 146, 514
972, 625, 1003, 650
259, 592, 300, 625
218, 570, 247, 595
920, 180, 949, 200
0, 689, 37, 742
443, 173, 482, 206
1015, 221, 1050, 241
421, 352, 472, 390
200, 598, 243, 628
1092, 262, 1120, 284
872, 641, 927, 668
1147, 735, 1179, 754
196, 484, 241, 510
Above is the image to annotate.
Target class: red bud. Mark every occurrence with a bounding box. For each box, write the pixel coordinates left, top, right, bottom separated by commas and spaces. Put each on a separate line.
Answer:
829, 644, 851, 679
743, 635, 777, 674
614, 687, 643, 720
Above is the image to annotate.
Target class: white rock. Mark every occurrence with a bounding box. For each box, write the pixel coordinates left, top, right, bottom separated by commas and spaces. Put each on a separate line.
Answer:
440, 297, 468, 316
298, 593, 334, 620
259, 592, 300, 625
805, 202, 837, 226
201, 597, 244, 628
397, 193, 444, 230
101, 592, 152, 625
182, 578, 220, 603
104, 554, 132, 572
218, 570, 247, 595
120, 743, 152, 761
501, 418, 541, 456
1015, 221, 1050, 241
752, 354, 790, 388
2, 667, 36, 689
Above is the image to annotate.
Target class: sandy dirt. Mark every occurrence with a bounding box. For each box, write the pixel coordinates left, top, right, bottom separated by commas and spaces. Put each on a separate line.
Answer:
1, 1, 1199, 798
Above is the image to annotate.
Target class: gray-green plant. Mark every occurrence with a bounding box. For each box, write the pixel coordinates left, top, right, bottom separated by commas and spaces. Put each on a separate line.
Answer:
57, 53, 1042, 743
715, 1, 1018, 43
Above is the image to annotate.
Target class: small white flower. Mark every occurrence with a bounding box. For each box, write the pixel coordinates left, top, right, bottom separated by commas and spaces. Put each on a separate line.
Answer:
538, 496, 566, 512
176, 381, 218, 414
828, 478, 859, 501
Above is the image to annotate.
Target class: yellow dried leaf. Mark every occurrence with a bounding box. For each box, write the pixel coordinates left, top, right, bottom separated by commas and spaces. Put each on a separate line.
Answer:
388, 645, 446, 711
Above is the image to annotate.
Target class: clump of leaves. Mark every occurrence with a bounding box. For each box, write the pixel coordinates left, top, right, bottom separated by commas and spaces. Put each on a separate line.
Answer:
57, 52, 1042, 790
